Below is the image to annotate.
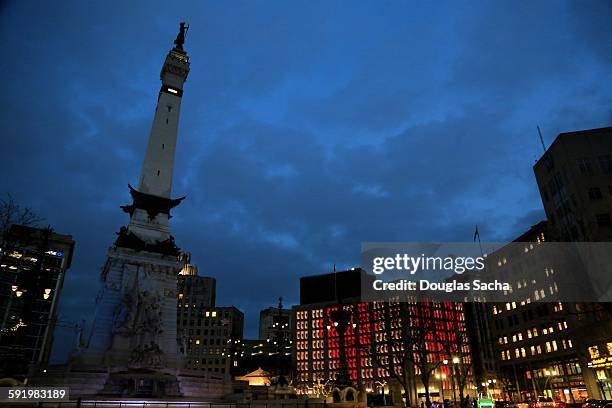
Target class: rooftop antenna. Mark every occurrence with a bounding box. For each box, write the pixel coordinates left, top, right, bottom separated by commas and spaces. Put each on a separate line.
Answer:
537, 126, 547, 153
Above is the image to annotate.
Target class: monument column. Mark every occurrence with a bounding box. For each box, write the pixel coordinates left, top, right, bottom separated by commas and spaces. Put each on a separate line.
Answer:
78, 23, 191, 375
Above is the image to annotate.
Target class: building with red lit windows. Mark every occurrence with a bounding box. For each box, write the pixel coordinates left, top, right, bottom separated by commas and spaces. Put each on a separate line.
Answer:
293, 268, 475, 402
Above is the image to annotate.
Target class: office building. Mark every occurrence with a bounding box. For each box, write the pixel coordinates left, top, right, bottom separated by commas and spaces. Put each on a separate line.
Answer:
293, 268, 473, 404
0, 224, 75, 380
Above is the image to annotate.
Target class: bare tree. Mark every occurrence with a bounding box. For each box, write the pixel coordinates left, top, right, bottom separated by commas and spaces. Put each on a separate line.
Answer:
411, 302, 446, 408
0, 193, 44, 235
363, 301, 446, 408
439, 317, 473, 405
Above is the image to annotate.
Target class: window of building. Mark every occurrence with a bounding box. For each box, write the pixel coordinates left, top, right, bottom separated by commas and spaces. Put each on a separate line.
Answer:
589, 346, 600, 359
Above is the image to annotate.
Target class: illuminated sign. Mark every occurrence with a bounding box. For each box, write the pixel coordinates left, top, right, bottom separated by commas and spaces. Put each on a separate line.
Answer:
587, 356, 612, 368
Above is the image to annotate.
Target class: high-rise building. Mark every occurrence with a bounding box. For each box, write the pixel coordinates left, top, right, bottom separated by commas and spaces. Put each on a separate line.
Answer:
176, 253, 244, 380
259, 299, 292, 342
486, 126, 612, 401
178, 304, 243, 376
177, 253, 216, 310
533, 126, 612, 242
293, 268, 473, 405
533, 126, 612, 399
486, 222, 589, 402
0, 224, 75, 380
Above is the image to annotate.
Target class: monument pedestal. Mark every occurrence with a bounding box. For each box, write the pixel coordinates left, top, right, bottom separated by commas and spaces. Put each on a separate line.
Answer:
77, 245, 181, 370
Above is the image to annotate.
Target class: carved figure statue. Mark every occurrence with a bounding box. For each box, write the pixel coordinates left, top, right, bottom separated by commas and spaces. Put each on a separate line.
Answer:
129, 342, 164, 367
174, 22, 189, 50
136, 291, 163, 335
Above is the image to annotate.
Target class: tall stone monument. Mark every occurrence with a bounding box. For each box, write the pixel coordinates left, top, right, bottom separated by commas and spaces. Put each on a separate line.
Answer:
83, 22, 190, 371
29, 23, 233, 399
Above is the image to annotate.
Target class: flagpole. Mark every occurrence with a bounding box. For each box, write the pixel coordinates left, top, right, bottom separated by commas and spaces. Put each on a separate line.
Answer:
475, 225, 484, 257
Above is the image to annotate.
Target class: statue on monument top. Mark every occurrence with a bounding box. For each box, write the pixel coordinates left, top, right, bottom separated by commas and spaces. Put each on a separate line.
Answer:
173, 22, 189, 51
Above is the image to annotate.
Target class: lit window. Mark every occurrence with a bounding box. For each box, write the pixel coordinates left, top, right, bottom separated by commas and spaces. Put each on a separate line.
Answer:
212, 311, 217, 317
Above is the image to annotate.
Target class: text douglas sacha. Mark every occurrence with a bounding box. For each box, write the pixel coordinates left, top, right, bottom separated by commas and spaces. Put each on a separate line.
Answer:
373, 279, 511, 292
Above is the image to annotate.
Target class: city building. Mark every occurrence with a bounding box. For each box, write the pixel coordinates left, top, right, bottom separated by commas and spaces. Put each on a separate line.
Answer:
177, 253, 216, 310
293, 268, 474, 405
533, 126, 612, 242
483, 127, 612, 402
230, 299, 293, 378
463, 302, 499, 397
485, 222, 590, 402
533, 126, 612, 399
178, 304, 244, 376
176, 253, 244, 378
0, 224, 75, 380
259, 300, 292, 342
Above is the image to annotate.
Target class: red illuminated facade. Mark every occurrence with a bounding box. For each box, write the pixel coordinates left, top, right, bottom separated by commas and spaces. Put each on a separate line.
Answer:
294, 293, 473, 398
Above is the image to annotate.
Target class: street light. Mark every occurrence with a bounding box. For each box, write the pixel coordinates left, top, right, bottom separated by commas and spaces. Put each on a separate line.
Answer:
436, 373, 447, 401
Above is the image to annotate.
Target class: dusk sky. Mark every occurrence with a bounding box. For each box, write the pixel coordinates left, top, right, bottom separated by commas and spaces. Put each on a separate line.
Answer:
1, 1, 611, 361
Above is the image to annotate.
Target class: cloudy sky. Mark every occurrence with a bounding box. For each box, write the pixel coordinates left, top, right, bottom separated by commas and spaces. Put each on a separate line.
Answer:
1, 1, 610, 361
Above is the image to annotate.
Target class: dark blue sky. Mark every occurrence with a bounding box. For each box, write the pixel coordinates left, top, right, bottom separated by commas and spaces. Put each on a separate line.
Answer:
1, 1, 611, 361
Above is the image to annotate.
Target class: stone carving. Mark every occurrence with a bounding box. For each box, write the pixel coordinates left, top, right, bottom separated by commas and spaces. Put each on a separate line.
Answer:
112, 292, 137, 334
111, 289, 163, 338
129, 341, 164, 368
135, 290, 163, 335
